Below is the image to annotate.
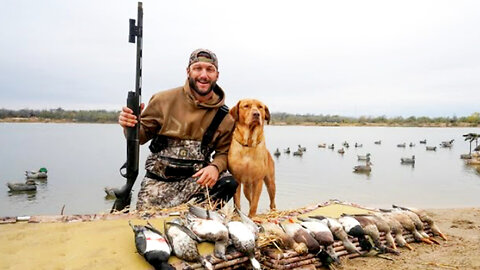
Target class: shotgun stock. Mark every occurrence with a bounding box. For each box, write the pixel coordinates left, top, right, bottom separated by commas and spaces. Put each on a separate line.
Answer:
112, 2, 143, 212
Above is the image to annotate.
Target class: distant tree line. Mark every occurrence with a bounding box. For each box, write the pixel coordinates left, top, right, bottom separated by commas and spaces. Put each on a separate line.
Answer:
1, 108, 479, 126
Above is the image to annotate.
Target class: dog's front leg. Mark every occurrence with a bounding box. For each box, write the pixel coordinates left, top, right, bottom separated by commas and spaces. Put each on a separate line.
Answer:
248, 179, 264, 217
234, 183, 242, 210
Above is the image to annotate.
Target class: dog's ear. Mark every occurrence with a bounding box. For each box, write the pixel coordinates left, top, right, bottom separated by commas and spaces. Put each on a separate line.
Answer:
230, 101, 240, 121
265, 105, 270, 124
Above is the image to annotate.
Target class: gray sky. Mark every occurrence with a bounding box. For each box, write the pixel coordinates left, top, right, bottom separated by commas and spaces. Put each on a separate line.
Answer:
1, 0, 479, 117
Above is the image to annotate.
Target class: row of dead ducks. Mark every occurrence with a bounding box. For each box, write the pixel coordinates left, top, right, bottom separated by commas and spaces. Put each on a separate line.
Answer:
274, 139, 455, 157
129, 204, 446, 270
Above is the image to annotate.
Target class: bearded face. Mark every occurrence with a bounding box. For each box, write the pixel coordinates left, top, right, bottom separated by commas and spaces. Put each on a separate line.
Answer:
187, 62, 219, 97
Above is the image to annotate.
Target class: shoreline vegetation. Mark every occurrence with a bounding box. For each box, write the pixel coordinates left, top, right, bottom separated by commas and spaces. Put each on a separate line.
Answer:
1, 108, 479, 127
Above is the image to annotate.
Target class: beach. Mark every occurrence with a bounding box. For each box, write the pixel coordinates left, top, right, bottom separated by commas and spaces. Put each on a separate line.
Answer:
1, 207, 479, 270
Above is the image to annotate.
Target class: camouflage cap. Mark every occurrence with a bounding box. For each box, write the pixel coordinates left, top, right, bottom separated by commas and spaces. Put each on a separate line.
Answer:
188, 48, 218, 69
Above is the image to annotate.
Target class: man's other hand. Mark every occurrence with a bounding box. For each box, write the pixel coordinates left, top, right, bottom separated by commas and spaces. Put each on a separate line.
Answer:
193, 165, 219, 188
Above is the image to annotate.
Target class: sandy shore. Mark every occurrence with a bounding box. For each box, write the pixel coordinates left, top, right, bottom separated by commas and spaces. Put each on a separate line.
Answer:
0, 207, 479, 270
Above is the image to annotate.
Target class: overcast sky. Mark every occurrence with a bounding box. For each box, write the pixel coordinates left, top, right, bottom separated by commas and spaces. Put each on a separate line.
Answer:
1, 0, 479, 117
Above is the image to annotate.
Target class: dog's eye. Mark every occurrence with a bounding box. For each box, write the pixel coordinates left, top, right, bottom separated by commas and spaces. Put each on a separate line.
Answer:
243, 104, 250, 108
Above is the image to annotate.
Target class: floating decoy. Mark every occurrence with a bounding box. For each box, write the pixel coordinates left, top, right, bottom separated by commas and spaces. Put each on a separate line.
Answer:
354, 143, 363, 148
7, 179, 37, 192
25, 167, 48, 179
284, 147, 291, 154
298, 145, 307, 152
374, 140, 381, 145
400, 155, 415, 164
318, 143, 326, 148
274, 148, 281, 157
426, 146, 437, 151
397, 143, 406, 148
343, 141, 350, 148
328, 144, 334, 149
419, 139, 427, 144
357, 153, 371, 161
293, 150, 303, 156
392, 205, 447, 241
338, 148, 345, 154
409, 142, 415, 147
354, 157, 372, 173
440, 139, 454, 148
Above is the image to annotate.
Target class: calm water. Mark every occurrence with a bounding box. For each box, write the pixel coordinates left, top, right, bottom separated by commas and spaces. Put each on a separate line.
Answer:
1, 123, 479, 216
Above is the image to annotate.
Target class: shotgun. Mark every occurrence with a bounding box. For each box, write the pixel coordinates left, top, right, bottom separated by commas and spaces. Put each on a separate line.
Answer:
112, 2, 143, 212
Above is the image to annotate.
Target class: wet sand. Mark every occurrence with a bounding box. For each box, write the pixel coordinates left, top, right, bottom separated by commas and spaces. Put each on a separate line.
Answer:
0, 208, 479, 270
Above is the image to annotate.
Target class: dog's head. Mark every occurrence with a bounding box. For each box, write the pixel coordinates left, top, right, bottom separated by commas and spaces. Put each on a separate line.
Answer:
230, 99, 270, 127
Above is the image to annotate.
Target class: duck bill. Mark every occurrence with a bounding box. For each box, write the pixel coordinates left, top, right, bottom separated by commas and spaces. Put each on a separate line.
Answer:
420, 237, 433, 244
404, 243, 414, 250
439, 233, 448, 241
429, 237, 441, 245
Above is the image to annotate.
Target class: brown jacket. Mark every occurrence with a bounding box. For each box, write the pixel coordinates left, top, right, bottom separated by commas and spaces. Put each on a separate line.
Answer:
139, 80, 235, 173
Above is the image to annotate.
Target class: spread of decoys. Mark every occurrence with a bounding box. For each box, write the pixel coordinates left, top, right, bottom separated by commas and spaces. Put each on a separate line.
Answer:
7, 167, 48, 192
274, 148, 281, 157
400, 155, 415, 164
426, 146, 437, 151
397, 143, 406, 148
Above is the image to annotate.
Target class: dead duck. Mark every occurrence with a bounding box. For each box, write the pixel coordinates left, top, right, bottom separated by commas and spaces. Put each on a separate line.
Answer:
298, 217, 340, 265
357, 153, 371, 161
274, 148, 281, 157
261, 221, 308, 255
392, 205, 447, 241
338, 215, 373, 251
354, 158, 372, 173
348, 214, 399, 255
426, 146, 437, 151
343, 141, 350, 148
25, 167, 48, 179
392, 207, 439, 244
227, 209, 261, 270
400, 155, 415, 164
378, 212, 413, 250
129, 221, 174, 270
309, 215, 361, 255
281, 218, 321, 254
382, 209, 433, 244
337, 148, 345, 154
397, 143, 406, 148
164, 219, 213, 269
7, 179, 37, 192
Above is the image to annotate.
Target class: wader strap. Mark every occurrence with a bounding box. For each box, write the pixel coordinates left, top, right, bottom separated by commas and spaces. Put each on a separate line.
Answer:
201, 104, 229, 154
145, 171, 183, 182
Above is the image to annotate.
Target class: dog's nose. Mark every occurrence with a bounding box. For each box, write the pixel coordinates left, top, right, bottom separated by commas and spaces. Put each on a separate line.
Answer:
253, 111, 260, 118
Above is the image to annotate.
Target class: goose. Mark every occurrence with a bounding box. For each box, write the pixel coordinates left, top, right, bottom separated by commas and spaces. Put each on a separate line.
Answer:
400, 155, 415, 164
391, 206, 440, 245
378, 213, 414, 250
382, 209, 433, 245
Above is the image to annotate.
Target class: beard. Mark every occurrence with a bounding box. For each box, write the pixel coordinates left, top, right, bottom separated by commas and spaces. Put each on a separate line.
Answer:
188, 77, 217, 97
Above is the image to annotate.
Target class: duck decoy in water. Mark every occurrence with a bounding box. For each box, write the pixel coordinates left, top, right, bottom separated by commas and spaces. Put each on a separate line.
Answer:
164, 219, 213, 269
293, 150, 303, 156
7, 179, 37, 192
419, 139, 427, 144
129, 221, 174, 270
104, 186, 118, 199
284, 147, 291, 154
440, 139, 454, 148
374, 140, 381, 145
354, 143, 363, 148
409, 142, 415, 147
343, 141, 350, 148
309, 216, 361, 255
357, 153, 371, 161
25, 167, 48, 179
274, 148, 281, 157
328, 144, 334, 149
426, 146, 437, 151
400, 155, 415, 164
298, 145, 307, 152
392, 205, 447, 241
354, 157, 372, 173
397, 143, 406, 148
318, 143, 326, 148
337, 148, 345, 154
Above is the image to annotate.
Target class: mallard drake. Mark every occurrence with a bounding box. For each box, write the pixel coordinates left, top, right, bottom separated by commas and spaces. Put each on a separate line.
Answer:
274, 148, 281, 157
338, 215, 372, 251
401, 155, 415, 164
309, 216, 361, 255
349, 214, 399, 255
397, 143, 406, 148
25, 167, 48, 179
281, 218, 321, 254
298, 217, 340, 265
7, 180, 37, 191
357, 153, 371, 161
426, 146, 437, 151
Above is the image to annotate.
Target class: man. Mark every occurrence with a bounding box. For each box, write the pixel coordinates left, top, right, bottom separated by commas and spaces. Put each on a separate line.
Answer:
118, 48, 237, 210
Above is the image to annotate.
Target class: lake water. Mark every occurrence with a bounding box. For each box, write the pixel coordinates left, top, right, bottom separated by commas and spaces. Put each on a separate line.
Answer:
1, 123, 479, 217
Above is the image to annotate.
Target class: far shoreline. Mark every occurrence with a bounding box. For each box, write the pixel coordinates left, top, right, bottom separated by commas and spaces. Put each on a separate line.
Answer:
1, 117, 479, 128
